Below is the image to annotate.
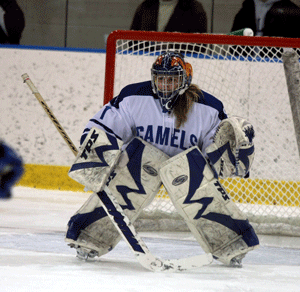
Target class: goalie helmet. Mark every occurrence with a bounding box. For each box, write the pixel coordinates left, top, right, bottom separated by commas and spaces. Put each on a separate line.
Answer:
151, 51, 193, 111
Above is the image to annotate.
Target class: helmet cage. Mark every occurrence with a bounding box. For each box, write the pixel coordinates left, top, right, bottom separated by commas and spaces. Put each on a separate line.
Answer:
151, 68, 187, 100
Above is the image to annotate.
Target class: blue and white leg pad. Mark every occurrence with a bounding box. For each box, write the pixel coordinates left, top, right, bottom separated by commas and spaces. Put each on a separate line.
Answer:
66, 128, 123, 255
159, 146, 259, 265
66, 128, 169, 257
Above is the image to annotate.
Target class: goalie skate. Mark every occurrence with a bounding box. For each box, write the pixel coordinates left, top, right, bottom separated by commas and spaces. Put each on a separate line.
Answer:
69, 243, 99, 261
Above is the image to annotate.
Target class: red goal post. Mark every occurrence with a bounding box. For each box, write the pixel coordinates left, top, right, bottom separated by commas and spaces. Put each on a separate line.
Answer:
104, 30, 300, 236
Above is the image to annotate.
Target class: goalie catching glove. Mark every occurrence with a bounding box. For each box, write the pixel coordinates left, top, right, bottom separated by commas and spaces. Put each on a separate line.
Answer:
205, 116, 255, 179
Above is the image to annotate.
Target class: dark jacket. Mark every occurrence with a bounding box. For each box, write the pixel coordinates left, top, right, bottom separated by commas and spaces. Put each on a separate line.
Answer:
0, 0, 25, 44
231, 0, 300, 38
130, 0, 207, 34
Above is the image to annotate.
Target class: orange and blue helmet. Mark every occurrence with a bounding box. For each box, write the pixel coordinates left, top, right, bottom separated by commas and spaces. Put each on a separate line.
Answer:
151, 51, 193, 111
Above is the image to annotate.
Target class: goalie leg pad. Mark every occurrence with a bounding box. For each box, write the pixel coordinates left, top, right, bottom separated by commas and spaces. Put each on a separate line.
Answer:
65, 192, 120, 257
104, 137, 169, 222
66, 135, 169, 257
159, 146, 259, 265
66, 128, 124, 256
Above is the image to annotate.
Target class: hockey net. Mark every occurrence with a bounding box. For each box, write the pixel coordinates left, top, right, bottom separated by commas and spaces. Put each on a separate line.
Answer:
105, 30, 300, 236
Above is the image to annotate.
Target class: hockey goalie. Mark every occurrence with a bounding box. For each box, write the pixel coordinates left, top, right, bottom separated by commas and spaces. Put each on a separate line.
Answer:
65, 51, 259, 268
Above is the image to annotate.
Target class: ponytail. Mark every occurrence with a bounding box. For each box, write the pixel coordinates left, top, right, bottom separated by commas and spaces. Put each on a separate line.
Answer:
172, 84, 202, 128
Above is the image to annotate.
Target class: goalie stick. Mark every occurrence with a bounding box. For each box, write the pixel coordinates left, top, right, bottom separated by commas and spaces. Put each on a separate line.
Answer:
21, 73, 77, 156
21, 73, 213, 272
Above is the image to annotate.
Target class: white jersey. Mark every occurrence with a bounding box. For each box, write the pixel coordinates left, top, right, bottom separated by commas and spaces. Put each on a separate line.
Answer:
82, 81, 227, 157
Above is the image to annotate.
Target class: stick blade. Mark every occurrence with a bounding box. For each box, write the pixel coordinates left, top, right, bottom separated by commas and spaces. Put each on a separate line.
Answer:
137, 252, 213, 272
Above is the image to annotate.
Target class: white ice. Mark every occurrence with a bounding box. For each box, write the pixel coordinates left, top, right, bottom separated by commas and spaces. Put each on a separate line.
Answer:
1, 187, 300, 292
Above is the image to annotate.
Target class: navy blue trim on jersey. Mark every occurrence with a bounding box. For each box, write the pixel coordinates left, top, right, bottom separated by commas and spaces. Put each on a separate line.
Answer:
89, 119, 122, 140
110, 81, 155, 109
109, 80, 227, 121
197, 90, 227, 121
80, 121, 122, 145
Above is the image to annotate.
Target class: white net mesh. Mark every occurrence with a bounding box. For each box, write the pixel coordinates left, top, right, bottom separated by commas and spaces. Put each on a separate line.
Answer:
107, 32, 300, 236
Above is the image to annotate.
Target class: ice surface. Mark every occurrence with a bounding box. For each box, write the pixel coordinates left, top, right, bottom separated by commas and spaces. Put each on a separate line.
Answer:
0, 187, 300, 292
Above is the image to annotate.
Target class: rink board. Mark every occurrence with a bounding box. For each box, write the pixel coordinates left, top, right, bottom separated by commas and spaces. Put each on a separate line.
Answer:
17, 164, 300, 207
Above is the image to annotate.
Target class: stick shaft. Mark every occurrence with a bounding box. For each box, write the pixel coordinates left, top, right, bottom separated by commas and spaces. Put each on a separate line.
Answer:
22, 73, 78, 156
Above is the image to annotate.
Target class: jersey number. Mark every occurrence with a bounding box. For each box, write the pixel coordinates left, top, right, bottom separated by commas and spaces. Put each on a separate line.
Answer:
100, 106, 111, 119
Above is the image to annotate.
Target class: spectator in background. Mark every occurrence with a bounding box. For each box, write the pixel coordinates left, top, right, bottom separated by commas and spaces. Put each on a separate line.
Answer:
231, 0, 300, 58
0, 141, 24, 199
130, 0, 207, 34
130, 0, 207, 53
0, 0, 25, 44
231, 0, 300, 38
